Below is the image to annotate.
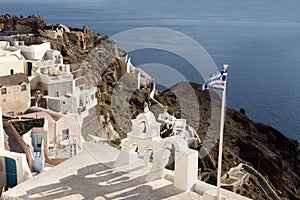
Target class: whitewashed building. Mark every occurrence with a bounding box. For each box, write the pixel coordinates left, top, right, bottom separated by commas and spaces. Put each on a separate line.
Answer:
0, 41, 26, 77
11, 40, 97, 129
0, 108, 32, 189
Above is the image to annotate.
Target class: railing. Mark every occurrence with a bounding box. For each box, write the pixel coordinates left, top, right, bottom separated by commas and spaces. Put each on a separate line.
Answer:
241, 164, 281, 200
47, 145, 75, 159
49, 75, 72, 81
58, 135, 77, 146
48, 135, 79, 159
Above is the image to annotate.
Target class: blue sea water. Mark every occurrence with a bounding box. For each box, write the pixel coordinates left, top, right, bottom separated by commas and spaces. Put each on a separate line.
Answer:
1, 0, 299, 142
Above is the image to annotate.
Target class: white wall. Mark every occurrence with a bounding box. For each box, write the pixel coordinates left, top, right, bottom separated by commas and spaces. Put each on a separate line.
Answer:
45, 49, 61, 62
0, 156, 6, 187
0, 151, 32, 186
0, 108, 4, 150
0, 41, 10, 49
0, 55, 25, 76
16, 42, 51, 60
0, 83, 31, 116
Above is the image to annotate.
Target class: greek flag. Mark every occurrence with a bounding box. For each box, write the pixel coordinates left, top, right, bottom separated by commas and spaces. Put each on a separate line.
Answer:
202, 65, 228, 91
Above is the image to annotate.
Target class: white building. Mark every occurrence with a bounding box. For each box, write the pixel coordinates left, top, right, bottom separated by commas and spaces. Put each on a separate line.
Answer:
14, 41, 53, 61
0, 73, 31, 116
22, 107, 82, 162
11, 39, 97, 129
31, 64, 97, 129
0, 108, 32, 189
0, 41, 26, 77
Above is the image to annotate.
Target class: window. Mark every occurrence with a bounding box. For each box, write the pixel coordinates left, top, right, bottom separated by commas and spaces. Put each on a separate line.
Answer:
32, 134, 43, 150
36, 135, 43, 148
21, 84, 26, 91
62, 129, 69, 140
56, 91, 60, 97
10, 69, 14, 75
1, 88, 7, 95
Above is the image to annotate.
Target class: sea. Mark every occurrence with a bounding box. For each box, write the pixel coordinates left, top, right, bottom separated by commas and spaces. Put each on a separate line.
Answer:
1, 0, 299, 142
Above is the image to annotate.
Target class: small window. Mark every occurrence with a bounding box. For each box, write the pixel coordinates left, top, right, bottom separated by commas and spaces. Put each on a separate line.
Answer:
62, 101, 66, 105
62, 129, 69, 140
10, 69, 14, 75
21, 84, 26, 91
1, 88, 7, 95
56, 91, 60, 97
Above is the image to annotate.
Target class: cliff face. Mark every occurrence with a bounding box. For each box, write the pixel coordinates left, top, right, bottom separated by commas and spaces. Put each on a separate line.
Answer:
225, 108, 300, 199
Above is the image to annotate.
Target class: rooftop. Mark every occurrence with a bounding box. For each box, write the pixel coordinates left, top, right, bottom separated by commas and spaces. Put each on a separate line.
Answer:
0, 41, 22, 57
0, 73, 29, 87
24, 107, 65, 121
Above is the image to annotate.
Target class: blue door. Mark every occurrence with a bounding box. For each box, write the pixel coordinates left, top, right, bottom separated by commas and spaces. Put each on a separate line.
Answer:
27, 62, 32, 76
5, 157, 17, 187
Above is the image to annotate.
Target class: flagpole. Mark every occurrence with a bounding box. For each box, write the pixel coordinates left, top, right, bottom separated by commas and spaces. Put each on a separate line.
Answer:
216, 64, 228, 200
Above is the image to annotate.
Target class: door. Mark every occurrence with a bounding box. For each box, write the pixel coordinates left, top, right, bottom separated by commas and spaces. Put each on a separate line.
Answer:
5, 157, 17, 187
27, 62, 32, 76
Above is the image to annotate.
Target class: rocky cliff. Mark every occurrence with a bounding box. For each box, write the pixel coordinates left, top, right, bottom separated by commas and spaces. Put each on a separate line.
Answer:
0, 14, 45, 35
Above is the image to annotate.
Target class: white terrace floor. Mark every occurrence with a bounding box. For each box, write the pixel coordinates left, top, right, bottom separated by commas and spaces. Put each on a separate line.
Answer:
3, 142, 250, 200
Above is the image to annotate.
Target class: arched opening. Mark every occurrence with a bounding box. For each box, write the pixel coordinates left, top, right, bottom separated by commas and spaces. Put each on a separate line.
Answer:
162, 142, 176, 170
158, 136, 189, 172
143, 147, 154, 166
129, 143, 139, 155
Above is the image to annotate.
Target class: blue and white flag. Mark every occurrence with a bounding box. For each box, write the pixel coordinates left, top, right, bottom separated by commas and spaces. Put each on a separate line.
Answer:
202, 65, 228, 91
